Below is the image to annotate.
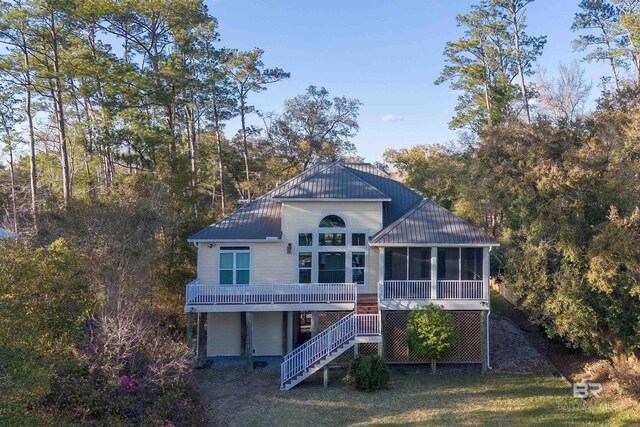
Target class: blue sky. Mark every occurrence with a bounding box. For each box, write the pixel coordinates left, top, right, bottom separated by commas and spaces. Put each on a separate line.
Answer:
209, 0, 614, 162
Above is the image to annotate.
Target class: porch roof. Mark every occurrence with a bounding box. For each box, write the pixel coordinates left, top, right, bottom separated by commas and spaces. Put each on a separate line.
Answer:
369, 198, 498, 246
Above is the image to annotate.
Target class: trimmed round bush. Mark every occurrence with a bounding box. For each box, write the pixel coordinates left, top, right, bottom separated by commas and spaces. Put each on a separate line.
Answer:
344, 355, 389, 392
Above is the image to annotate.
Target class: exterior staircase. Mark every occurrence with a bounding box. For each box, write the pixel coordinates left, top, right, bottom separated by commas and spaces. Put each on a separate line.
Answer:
280, 300, 381, 390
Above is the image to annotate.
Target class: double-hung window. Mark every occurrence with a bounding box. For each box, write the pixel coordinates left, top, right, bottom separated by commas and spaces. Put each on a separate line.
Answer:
219, 247, 250, 285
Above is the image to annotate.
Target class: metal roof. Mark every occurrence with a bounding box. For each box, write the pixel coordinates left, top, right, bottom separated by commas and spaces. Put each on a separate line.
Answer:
189, 163, 330, 241
271, 163, 390, 200
189, 162, 495, 245
370, 198, 497, 245
342, 163, 423, 224
0, 227, 18, 239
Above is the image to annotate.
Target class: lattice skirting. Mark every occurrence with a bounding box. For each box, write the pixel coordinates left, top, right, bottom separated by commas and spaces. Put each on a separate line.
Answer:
316, 310, 483, 365
383, 310, 483, 363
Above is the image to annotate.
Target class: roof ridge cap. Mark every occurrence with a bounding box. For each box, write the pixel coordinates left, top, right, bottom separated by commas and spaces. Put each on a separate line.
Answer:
269, 162, 337, 198
336, 163, 390, 198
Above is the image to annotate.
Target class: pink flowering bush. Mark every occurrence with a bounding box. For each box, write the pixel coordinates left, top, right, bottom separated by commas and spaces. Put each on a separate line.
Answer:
47, 303, 203, 426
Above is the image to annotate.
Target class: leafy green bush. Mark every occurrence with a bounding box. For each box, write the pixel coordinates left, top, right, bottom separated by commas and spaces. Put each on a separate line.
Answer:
344, 355, 389, 392
406, 305, 458, 371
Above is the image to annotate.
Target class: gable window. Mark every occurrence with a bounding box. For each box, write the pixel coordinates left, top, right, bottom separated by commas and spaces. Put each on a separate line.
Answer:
319, 215, 345, 228
352, 233, 366, 246
298, 233, 313, 246
298, 252, 312, 283
319, 233, 346, 246
219, 247, 250, 285
352, 252, 365, 284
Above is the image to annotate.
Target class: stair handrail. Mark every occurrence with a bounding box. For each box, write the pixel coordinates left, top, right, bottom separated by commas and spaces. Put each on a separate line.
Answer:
281, 311, 357, 387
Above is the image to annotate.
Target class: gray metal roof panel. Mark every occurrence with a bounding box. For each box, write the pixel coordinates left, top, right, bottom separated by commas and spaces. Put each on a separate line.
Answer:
370, 198, 497, 245
342, 163, 423, 225
189, 163, 331, 241
271, 163, 389, 200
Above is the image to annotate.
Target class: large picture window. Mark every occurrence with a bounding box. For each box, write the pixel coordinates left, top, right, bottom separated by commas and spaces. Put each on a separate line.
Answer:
219, 247, 250, 285
318, 252, 346, 283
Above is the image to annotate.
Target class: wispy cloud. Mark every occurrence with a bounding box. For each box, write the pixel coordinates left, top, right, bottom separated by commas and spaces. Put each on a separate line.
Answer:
382, 114, 403, 123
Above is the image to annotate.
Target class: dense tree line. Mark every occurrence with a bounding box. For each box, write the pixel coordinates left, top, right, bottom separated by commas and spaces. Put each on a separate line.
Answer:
389, 0, 640, 365
0, 0, 362, 424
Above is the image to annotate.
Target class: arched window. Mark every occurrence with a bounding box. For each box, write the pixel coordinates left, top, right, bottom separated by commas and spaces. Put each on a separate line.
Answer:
319, 215, 345, 228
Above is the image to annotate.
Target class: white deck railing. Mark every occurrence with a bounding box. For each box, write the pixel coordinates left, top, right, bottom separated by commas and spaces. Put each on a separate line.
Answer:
185, 280, 357, 305
381, 280, 432, 299
380, 280, 485, 300
437, 280, 485, 299
280, 312, 380, 388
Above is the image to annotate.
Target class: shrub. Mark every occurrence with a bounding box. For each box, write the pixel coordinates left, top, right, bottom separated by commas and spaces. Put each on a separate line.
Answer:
406, 305, 458, 371
344, 355, 389, 392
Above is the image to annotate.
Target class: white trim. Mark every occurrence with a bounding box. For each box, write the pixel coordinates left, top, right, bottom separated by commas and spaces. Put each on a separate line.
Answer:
184, 303, 355, 313
296, 225, 370, 286
188, 238, 281, 243
272, 198, 391, 202
380, 299, 489, 311
370, 243, 500, 248
218, 246, 252, 285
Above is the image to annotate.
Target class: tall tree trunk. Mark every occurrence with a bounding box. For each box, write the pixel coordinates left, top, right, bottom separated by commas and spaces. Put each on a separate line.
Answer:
21, 32, 37, 225
511, 3, 531, 125
50, 13, 71, 207
185, 104, 198, 189
8, 141, 17, 233
239, 96, 251, 201
212, 101, 226, 213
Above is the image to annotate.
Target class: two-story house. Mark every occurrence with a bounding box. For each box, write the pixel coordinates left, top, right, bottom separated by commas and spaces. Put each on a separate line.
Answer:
185, 162, 498, 390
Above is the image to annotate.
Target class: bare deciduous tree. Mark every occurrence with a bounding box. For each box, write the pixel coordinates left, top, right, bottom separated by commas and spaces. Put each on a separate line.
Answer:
537, 61, 592, 123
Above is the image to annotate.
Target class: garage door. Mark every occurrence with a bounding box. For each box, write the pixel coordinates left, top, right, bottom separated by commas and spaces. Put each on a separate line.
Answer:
253, 312, 283, 356
207, 312, 241, 356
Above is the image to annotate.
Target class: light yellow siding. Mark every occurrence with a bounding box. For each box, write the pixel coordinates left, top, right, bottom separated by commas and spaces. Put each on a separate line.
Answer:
281, 201, 383, 237
253, 312, 283, 356
207, 312, 241, 356
196, 201, 384, 292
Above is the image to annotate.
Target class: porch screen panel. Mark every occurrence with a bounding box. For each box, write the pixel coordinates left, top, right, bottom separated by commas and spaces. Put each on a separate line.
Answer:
409, 248, 431, 280
384, 248, 407, 280
461, 248, 483, 280
437, 248, 460, 280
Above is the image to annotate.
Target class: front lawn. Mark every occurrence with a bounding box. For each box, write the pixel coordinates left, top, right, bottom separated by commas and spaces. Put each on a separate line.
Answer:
197, 366, 639, 426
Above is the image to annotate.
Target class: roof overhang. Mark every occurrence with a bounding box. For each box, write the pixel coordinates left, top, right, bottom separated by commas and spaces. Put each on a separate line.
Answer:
272, 198, 391, 202
187, 238, 282, 243
369, 242, 500, 247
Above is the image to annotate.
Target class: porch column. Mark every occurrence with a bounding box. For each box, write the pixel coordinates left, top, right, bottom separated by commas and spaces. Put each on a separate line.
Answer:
186, 311, 193, 348
481, 310, 489, 373
430, 247, 438, 299
378, 247, 384, 284
483, 247, 490, 299
245, 312, 253, 372
310, 312, 319, 337
287, 311, 294, 352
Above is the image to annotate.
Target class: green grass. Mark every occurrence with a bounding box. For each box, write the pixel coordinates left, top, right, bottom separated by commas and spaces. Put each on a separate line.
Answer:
200, 367, 640, 426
